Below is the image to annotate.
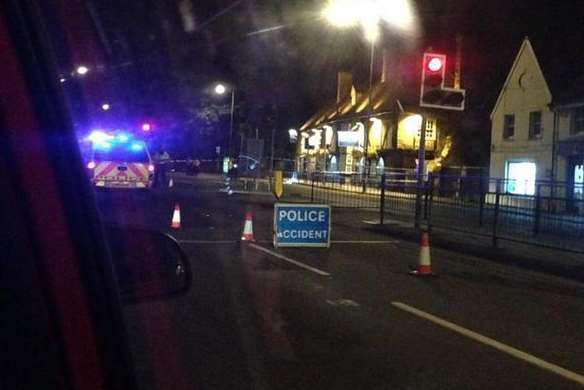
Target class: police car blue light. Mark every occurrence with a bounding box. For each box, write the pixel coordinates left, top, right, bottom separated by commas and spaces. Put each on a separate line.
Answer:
130, 142, 144, 152
116, 133, 130, 143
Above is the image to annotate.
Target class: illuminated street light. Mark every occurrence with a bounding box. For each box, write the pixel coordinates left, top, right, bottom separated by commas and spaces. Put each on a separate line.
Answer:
322, 0, 359, 27
214, 83, 227, 95
322, 0, 415, 38
75, 65, 90, 76
363, 24, 380, 43
101, 103, 110, 111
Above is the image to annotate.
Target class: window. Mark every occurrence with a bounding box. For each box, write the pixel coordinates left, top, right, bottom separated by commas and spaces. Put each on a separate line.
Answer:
506, 161, 536, 195
418, 118, 436, 140
528, 111, 542, 139
503, 114, 515, 139
571, 106, 584, 134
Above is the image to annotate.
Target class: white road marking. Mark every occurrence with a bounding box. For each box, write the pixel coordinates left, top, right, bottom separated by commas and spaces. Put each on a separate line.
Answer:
327, 299, 360, 307
391, 301, 584, 386
331, 240, 399, 244
178, 239, 399, 245
362, 219, 410, 227
177, 240, 238, 244
248, 243, 331, 277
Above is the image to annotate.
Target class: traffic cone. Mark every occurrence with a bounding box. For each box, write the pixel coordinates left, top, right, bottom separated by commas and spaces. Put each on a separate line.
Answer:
241, 212, 255, 242
410, 231, 433, 276
171, 203, 181, 230
168, 178, 174, 188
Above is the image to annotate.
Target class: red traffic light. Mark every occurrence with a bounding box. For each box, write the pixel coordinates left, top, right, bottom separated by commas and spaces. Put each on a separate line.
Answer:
427, 57, 443, 72
141, 122, 152, 132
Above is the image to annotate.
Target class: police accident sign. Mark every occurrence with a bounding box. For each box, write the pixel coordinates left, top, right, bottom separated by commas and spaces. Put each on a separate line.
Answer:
273, 203, 331, 248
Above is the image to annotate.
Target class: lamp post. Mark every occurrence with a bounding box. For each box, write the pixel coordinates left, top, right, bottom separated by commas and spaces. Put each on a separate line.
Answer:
214, 83, 236, 157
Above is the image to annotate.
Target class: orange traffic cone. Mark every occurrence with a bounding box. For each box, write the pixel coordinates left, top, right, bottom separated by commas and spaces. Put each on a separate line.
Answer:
241, 212, 255, 242
410, 231, 433, 276
171, 203, 181, 229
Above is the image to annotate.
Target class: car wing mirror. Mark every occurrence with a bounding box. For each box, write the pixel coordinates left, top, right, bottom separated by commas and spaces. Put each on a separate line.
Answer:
103, 227, 191, 303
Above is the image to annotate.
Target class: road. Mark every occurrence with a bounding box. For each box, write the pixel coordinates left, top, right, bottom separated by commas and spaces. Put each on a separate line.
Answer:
95, 174, 584, 390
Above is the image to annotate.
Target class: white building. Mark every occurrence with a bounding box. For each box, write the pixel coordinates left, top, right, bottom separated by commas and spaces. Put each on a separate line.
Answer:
490, 37, 584, 204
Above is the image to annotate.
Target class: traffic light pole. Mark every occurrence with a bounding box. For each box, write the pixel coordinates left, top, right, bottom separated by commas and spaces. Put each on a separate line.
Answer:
414, 116, 427, 230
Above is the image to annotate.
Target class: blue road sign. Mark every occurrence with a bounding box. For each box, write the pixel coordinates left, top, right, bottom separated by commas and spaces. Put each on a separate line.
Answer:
274, 203, 331, 248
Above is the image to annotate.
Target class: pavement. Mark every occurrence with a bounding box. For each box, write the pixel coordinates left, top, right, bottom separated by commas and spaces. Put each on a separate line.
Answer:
94, 174, 584, 390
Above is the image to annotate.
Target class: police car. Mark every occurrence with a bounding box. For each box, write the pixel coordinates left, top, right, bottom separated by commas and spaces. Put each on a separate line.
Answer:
86, 131, 155, 189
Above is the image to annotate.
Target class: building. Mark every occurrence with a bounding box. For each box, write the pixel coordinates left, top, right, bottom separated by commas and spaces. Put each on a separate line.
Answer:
296, 52, 457, 176
490, 37, 584, 201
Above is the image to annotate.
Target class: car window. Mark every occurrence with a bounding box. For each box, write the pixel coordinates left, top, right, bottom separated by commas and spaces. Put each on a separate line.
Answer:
7, 1, 584, 390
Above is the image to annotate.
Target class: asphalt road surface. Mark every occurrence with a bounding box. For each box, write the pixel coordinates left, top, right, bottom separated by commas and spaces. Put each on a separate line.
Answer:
94, 174, 584, 390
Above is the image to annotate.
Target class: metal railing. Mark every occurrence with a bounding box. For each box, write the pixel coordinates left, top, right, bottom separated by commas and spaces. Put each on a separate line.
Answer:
288, 170, 584, 253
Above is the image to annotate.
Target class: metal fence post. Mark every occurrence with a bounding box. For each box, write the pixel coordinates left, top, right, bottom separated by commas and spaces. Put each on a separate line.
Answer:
427, 174, 434, 232
379, 173, 386, 225
479, 173, 486, 227
492, 179, 501, 248
534, 184, 542, 236
310, 174, 315, 203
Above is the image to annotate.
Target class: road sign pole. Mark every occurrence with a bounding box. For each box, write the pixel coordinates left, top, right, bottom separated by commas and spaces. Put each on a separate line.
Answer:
414, 116, 427, 230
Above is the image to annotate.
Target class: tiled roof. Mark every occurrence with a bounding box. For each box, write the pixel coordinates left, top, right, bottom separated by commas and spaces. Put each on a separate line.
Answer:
300, 81, 404, 131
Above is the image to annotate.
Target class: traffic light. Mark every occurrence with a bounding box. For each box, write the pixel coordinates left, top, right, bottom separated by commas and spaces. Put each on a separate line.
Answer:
420, 52, 465, 111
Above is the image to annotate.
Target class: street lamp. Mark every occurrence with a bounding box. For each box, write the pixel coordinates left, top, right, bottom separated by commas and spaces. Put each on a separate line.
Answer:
213, 83, 236, 157
214, 83, 227, 95
75, 65, 90, 76
101, 103, 111, 111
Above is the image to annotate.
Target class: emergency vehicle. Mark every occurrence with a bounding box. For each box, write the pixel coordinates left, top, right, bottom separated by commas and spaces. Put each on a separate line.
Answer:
86, 131, 155, 189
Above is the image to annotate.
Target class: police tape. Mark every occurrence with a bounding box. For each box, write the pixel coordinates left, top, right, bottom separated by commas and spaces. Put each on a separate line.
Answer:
156, 159, 217, 165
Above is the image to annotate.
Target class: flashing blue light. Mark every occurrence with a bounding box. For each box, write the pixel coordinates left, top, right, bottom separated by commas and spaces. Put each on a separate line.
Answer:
130, 142, 144, 152
94, 141, 113, 151
117, 133, 130, 143
86, 130, 113, 144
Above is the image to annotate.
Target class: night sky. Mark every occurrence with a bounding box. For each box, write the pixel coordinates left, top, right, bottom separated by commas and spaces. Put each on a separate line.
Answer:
81, 0, 584, 160
191, 0, 583, 116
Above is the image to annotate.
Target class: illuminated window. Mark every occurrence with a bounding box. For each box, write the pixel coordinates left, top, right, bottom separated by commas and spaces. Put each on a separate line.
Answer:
307, 130, 322, 149
329, 156, 338, 172
506, 161, 536, 195
323, 126, 334, 146
528, 111, 542, 139
369, 118, 384, 151
418, 118, 436, 140
503, 114, 515, 139
377, 157, 385, 173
